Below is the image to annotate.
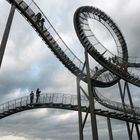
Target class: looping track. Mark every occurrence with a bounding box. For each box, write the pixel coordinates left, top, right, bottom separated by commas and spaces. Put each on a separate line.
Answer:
3, 0, 140, 120
74, 6, 140, 87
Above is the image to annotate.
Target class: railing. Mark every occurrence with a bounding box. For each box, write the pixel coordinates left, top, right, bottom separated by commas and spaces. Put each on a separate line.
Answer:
6, 0, 118, 84
79, 11, 126, 62
5, 0, 140, 117
78, 9, 140, 83
1, 90, 140, 117
94, 88, 140, 116
0, 93, 88, 114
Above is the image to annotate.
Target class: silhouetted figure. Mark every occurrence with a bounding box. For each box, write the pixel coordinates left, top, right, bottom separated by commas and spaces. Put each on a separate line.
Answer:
122, 64, 128, 72
35, 12, 42, 24
95, 66, 98, 72
112, 55, 119, 65
35, 12, 45, 31
36, 88, 41, 103
108, 57, 112, 62
30, 91, 34, 103
40, 18, 45, 31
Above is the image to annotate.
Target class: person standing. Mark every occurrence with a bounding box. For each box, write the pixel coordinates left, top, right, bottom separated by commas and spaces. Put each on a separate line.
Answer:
35, 12, 45, 31
40, 18, 45, 31
35, 12, 42, 25
36, 88, 41, 103
30, 91, 34, 103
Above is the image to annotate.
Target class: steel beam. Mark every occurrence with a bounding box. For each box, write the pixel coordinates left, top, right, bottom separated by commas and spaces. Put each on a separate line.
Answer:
126, 82, 140, 139
118, 81, 133, 140
77, 77, 84, 140
107, 117, 113, 140
0, 4, 15, 68
85, 49, 98, 140
118, 81, 140, 140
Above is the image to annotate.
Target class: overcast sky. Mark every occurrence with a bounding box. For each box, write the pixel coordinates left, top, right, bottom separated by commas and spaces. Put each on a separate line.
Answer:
0, 0, 140, 140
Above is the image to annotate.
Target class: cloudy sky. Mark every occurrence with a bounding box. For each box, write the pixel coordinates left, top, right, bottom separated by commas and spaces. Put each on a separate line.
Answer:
0, 0, 140, 140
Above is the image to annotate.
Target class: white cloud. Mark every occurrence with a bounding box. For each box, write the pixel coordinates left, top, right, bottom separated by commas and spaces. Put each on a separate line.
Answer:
56, 112, 77, 122
0, 135, 29, 140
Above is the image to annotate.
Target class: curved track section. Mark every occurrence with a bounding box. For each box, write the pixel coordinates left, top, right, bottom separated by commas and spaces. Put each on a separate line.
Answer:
92, 69, 140, 117
4, 0, 140, 120
74, 6, 140, 87
5, 0, 119, 87
0, 93, 140, 123
93, 87, 140, 117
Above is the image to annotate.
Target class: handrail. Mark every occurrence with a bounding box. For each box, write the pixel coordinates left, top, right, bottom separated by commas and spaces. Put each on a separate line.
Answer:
1, 92, 140, 117
93, 88, 140, 116
0, 93, 88, 113
4, 0, 140, 120
5, 0, 119, 86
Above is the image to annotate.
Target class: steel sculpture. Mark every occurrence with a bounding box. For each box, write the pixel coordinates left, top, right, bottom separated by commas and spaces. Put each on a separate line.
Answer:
74, 6, 140, 87
0, 93, 140, 124
1, 0, 140, 140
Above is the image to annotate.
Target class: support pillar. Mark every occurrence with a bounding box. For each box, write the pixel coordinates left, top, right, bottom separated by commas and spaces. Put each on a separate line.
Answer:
107, 117, 113, 140
125, 82, 140, 140
77, 77, 84, 140
0, 4, 15, 68
85, 49, 98, 140
118, 81, 133, 140
118, 81, 140, 140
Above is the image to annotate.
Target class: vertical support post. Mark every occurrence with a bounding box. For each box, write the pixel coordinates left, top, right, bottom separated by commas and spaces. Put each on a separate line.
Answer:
85, 49, 98, 140
135, 124, 140, 140
107, 117, 113, 140
125, 82, 140, 140
77, 77, 84, 140
0, 4, 15, 68
125, 82, 133, 107
118, 81, 140, 140
118, 81, 133, 140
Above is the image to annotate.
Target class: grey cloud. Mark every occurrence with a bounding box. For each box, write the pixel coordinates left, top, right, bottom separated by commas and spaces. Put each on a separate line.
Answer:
0, 0, 140, 140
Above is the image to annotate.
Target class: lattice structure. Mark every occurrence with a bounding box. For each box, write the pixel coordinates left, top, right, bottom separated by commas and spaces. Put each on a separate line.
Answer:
0, 93, 139, 124
0, 0, 140, 140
